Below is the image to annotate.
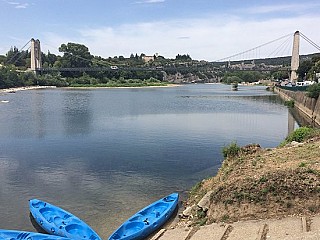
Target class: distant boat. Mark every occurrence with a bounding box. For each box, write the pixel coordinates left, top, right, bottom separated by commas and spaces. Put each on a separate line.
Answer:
29, 199, 101, 240
1, 100, 9, 103
0, 229, 71, 240
108, 192, 179, 240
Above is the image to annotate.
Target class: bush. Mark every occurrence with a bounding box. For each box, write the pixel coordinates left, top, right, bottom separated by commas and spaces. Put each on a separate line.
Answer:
222, 141, 241, 158
284, 100, 294, 108
306, 83, 320, 99
280, 127, 314, 146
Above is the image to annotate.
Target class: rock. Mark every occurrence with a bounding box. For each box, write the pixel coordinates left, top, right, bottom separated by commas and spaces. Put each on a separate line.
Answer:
241, 144, 261, 154
197, 190, 214, 211
182, 204, 197, 217
290, 141, 304, 147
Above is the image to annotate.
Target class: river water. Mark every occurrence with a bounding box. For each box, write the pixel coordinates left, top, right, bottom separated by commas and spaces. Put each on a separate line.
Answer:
0, 84, 297, 238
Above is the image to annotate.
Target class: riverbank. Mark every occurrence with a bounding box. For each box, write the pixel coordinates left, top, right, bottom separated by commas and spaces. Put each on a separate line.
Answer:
180, 128, 320, 227
0, 86, 56, 93
62, 83, 180, 89
0, 84, 180, 93
274, 86, 320, 126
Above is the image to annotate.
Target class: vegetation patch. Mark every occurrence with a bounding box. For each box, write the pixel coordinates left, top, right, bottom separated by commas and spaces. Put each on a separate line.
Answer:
280, 127, 315, 146
284, 100, 295, 108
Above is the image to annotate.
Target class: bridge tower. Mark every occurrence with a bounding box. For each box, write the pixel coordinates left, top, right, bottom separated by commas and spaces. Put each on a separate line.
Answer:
290, 31, 300, 82
30, 38, 42, 74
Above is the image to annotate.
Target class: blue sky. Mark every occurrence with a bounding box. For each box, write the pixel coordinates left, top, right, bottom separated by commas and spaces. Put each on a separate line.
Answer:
1, 0, 320, 61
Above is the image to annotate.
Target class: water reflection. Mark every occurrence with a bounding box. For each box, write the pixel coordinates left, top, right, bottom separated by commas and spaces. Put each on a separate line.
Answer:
63, 90, 92, 135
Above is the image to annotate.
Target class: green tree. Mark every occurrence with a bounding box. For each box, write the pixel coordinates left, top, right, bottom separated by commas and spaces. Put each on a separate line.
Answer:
59, 42, 93, 68
297, 60, 313, 80
306, 83, 320, 99
58, 42, 93, 77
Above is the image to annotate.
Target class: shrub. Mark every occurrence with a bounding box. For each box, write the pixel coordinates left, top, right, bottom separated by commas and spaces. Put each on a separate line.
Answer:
222, 141, 241, 158
284, 100, 294, 108
280, 127, 314, 146
306, 83, 320, 99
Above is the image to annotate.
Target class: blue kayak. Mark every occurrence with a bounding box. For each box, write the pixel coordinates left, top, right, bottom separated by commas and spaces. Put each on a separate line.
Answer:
0, 229, 71, 240
29, 199, 101, 240
108, 192, 179, 240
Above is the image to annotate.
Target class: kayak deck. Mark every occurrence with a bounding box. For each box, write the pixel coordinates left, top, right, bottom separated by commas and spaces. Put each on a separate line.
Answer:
29, 199, 101, 240
109, 193, 178, 240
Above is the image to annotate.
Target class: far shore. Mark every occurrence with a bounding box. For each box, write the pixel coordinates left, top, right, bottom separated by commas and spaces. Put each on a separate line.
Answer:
61, 83, 181, 90
0, 85, 57, 93
0, 84, 181, 93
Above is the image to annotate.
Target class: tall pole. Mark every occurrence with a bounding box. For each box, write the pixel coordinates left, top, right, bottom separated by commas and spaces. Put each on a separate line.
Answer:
290, 31, 300, 82
30, 38, 42, 74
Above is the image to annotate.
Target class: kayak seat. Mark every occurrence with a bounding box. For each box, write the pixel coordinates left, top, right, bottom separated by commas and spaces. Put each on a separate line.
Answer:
65, 223, 95, 239
163, 196, 175, 202
39, 207, 55, 219
30, 200, 46, 209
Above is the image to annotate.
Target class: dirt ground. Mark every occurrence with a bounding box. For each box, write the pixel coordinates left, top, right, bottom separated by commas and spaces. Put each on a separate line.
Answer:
183, 134, 320, 226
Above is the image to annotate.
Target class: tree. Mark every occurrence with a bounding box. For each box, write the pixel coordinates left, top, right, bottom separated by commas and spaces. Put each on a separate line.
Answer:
306, 83, 320, 99
175, 54, 192, 61
5, 47, 29, 68
297, 60, 313, 80
58, 42, 93, 77
59, 43, 93, 68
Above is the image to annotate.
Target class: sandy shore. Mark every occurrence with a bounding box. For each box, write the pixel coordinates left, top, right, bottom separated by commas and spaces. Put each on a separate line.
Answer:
61, 84, 181, 90
0, 84, 180, 94
0, 86, 56, 93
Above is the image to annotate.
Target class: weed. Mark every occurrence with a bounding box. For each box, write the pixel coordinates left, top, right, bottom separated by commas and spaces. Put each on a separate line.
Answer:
299, 162, 307, 167
190, 182, 203, 196
259, 176, 268, 183
222, 141, 241, 158
280, 127, 314, 146
197, 218, 207, 226
284, 100, 295, 108
221, 214, 230, 222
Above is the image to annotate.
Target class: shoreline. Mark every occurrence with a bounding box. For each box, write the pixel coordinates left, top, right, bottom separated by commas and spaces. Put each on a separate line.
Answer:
0, 86, 56, 93
61, 83, 180, 89
0, 84, 180, 93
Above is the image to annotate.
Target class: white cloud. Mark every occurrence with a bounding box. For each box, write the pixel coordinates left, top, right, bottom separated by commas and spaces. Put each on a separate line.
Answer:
15, 3, 28, 8
134, 0, 165, 4
245, 2, 320, 14
39, 3, 320, 61
4, 0, 29, 8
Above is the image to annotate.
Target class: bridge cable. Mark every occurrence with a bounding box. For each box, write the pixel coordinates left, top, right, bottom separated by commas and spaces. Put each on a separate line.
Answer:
11, 46, 31, 66
267, 35, 292, 58
213, 32, 293, 62
6, 39, 31, 64
300, 32, 320, 52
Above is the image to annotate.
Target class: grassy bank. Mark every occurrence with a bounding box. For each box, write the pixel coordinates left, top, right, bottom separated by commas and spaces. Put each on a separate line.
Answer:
185, 127, 320, 226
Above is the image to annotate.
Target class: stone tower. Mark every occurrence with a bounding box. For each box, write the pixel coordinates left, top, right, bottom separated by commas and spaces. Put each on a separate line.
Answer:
290, 31, 300, 82
30, 38, 42, 73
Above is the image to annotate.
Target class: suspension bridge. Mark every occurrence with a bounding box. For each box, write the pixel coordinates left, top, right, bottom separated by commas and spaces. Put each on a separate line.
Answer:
5, 31, 320, 82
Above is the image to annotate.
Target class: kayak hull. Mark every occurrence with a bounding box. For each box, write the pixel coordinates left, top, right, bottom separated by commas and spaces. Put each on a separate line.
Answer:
29, 199, 101, 240
109, 193, 179, 240
0, 229, 71, 240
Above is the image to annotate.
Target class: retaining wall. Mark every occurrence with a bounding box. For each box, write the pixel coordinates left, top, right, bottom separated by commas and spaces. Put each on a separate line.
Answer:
274, 87, 320, 126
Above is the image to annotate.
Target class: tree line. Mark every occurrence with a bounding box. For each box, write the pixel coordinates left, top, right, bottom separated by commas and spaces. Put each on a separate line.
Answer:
1, 42, 208, 89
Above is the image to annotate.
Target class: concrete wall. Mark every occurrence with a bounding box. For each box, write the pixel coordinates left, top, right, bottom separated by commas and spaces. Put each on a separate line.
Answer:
274, 87, 320, 126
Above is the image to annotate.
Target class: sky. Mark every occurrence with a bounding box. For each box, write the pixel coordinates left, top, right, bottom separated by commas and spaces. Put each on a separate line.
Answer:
1, 0, 320, 61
